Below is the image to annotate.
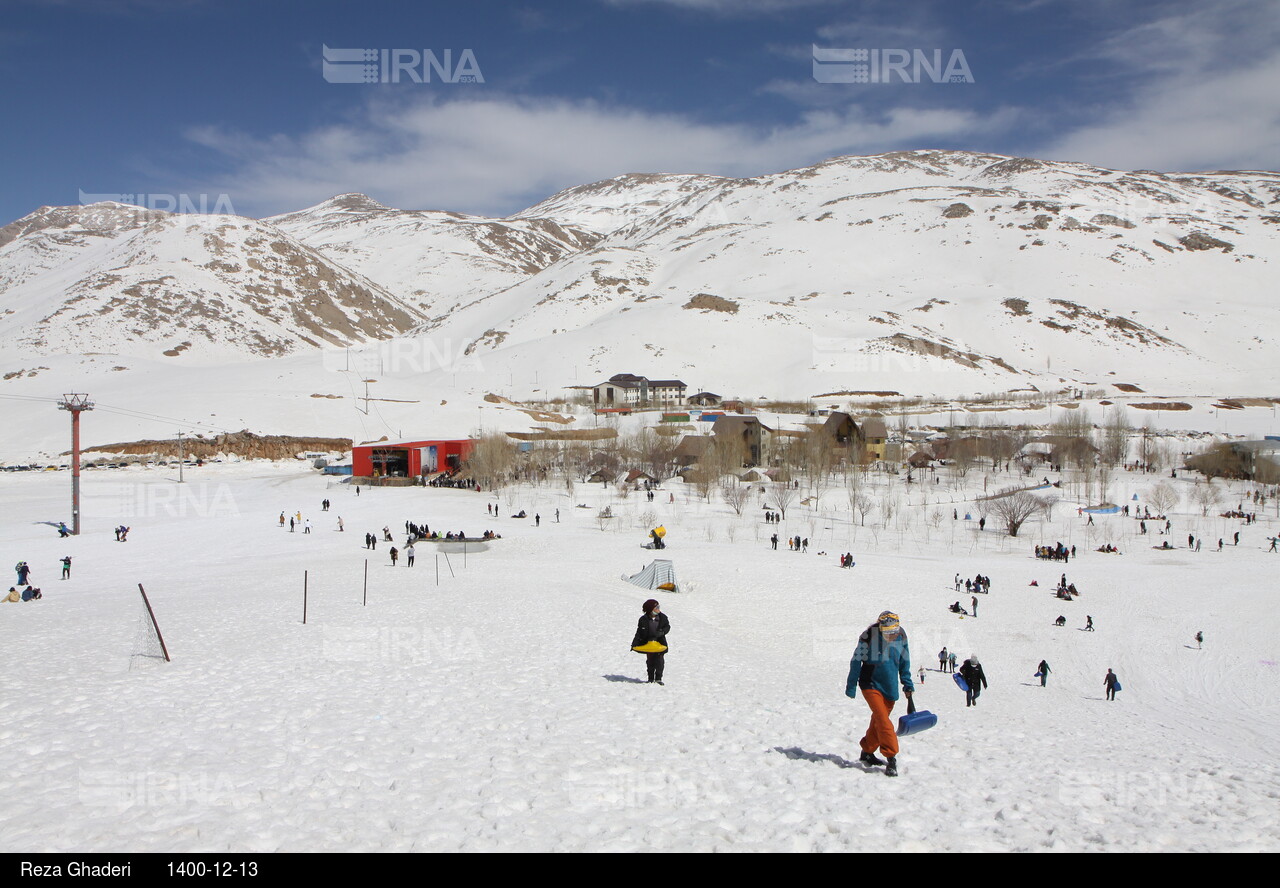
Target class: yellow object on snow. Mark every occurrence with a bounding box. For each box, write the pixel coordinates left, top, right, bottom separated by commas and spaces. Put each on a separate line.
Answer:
632, 641, 668, 653
652, 526, 666, 538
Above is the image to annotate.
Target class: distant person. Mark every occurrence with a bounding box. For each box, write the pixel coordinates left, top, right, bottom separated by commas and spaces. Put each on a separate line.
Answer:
60, 556, 72, 580
1195, 631, 1203, 650
938, 647, 949, 672
1104, 668, 1120, 701
405, 544, 415, 567
1037, 659, 1051, 687
389, 546, 399, 566
1085, 615, 1094, 631
959, 655, 988, 707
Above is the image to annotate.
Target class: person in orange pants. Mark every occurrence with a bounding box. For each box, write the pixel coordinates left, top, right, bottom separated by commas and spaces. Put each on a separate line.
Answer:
846, 610, 915, 777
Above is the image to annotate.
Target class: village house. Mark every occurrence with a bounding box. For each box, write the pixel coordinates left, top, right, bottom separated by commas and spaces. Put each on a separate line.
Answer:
589, 373, 688, 407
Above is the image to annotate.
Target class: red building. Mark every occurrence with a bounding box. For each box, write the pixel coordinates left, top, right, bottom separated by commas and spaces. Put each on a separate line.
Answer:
352, 439, 475, 478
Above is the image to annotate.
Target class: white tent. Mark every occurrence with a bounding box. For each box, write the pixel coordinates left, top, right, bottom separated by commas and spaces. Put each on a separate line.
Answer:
622, 559, 678, 593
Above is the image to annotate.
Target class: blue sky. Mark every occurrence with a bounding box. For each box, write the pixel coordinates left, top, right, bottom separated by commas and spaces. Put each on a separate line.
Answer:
2, 0, 1277, 222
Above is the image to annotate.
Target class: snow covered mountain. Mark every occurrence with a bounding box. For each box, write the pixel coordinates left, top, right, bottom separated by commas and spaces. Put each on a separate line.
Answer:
268, 194, 599, 317
430, 150, 1280, 397
1, 150, 1278, 457
0, 203, 425, 362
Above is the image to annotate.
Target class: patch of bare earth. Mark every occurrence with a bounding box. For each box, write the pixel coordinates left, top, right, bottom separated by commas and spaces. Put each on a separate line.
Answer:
683, 293, 739, 313
1131, 402, 1193, 411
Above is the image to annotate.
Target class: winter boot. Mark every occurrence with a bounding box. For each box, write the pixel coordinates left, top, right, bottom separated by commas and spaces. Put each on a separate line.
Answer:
859, 751, 886, 767
885, 756, 898, 777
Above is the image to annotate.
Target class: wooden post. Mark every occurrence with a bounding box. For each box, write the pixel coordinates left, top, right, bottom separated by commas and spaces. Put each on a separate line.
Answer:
137, 584, 171, 662
303, 570, 308, 624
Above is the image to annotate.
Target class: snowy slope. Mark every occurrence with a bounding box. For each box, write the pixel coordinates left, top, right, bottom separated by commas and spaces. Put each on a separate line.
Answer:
435, 151, 1280, 398
1, 151, 1278, 457
268, 194, 598, 316
0, 204, 426, 362
0, 464, 1276, 851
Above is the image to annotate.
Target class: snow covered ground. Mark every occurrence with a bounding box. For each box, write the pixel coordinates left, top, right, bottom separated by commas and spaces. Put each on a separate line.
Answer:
1, 462, 1277, 852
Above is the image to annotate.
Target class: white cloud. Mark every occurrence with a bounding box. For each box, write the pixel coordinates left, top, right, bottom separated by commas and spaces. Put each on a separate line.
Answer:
1036, 3, 1280, 171
185, 93, 1014, 217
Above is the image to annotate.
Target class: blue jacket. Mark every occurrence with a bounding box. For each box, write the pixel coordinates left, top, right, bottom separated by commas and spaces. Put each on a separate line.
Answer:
846, 625, 914, 702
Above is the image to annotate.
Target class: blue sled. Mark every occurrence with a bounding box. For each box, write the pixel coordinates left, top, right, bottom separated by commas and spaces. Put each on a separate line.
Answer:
897, 708, 937, 737
953, 673, 969, 692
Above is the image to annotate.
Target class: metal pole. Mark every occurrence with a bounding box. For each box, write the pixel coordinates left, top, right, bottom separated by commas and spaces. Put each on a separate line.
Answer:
303, 570, 308, 624
363, 559, 368, 606
177, 430, 184, 483
59, 394, 94, 535
435, 555, 439, 586
71, 407, 82, 534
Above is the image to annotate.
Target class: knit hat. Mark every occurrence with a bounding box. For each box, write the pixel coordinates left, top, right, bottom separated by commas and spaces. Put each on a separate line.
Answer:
643, 599, 659, 613
878, 611, 900, 632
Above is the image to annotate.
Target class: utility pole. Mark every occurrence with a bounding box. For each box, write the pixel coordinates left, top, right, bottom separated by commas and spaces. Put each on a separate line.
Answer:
58, 394, 94, 535
177, 430, 185, 483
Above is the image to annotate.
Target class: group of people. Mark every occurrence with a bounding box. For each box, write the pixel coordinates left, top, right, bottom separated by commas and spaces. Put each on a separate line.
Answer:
1056, 573, 1080, 599
8, 561, 41, 602
113, 525, 131, 541
838, 552, 855, 568
762, 511, 783, 524
426, 473, 475, 489
1034, 542, 1073, 562
954, 574, 990, 594
279, 512, 315, 534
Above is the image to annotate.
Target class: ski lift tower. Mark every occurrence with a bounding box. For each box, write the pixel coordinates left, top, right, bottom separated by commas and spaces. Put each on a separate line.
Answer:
58, 393, 94, 535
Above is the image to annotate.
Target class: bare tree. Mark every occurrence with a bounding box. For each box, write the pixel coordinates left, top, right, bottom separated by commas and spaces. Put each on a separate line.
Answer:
799, 430, 836, 501
1100, 407, 1131, 467
1146, 481, 1179, 515
985, 487, 1050, 537
1190, 479, 1222, 517
466, 433, 518, 491
721, 480, 752, 516
771, 481, 797, 520
639, 428, 681, 484
1096, 464, 1115, 504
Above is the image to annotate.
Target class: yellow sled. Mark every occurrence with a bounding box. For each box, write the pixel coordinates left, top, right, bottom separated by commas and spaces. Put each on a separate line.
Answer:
632, 641, 668, 653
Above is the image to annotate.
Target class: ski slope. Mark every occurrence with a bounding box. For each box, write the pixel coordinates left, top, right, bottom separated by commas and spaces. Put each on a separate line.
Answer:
0, 463, 1276, 852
